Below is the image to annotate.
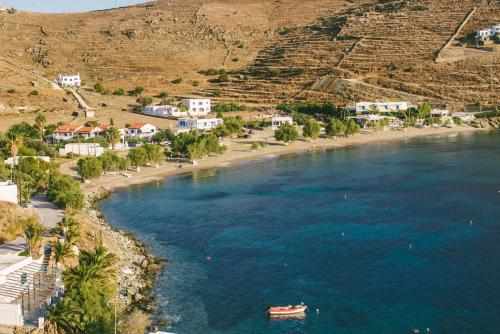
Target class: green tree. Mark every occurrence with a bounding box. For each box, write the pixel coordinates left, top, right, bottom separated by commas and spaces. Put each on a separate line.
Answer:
187, 141, 207, 164
47, 172, 84, 211
159, 91, 169, 98
127, 147, 148, 172
143, 143, 164, 168
274, 123, 298, 144
46, 297, 84, 334
325, 118, 346, 138
77, 157, 103, 182
345, 118, 360, 136
35, 113, 47, 139
99, 151, 120, 172
118, 157, 130, 172
24, 221, 47, 257
417, 103, 432, 119
151, 129, 174, 144
105, 127, 121, 150
303, 118, 321, 141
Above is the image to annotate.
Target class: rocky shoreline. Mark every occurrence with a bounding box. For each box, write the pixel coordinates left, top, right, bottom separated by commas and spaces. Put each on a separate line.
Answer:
85, 187, 166, 320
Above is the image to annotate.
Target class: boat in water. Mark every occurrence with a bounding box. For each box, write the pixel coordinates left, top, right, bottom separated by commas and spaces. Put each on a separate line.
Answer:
268, 304, 308, 317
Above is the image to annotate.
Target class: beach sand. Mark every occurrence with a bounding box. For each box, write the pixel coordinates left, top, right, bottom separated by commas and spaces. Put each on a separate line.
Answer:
69, 126, 484, 194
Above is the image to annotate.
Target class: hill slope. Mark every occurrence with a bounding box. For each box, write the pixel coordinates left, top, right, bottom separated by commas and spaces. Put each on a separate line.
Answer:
0, 0, 498, 115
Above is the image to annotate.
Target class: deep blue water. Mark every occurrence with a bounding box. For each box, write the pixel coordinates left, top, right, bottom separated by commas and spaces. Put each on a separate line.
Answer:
101, 131, 500, 334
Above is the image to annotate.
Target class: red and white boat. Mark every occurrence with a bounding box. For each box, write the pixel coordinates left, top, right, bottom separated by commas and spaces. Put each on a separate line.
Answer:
268, 304, 308, 316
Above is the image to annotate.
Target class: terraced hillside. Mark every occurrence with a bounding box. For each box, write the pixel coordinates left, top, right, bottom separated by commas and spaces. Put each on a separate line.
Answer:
205, 0, 498, 107
0, 0, 498, 115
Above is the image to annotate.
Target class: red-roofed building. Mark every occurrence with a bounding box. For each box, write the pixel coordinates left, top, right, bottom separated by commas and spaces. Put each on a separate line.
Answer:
126, 123, 156, 139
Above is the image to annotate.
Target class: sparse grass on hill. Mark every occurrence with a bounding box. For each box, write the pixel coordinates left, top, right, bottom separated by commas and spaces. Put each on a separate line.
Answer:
0, 200, 38, 243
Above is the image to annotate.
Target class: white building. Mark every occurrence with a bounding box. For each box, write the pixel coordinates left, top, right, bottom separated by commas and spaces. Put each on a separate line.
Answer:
176, 118, 223, 132
430, 109, 450, 118
4, 156, 51, 167
476, 24, 500, 39
56, 74, 81, 87
0, 181, 17, 204
0, 252, 57, 326
59, 143, 105, 157
51, 124, 113, 142
181, 99, 211, 117
346, 101, 409, 113
126, 123, 157, 139
142, 105, 187, 118
452, 112, 476, 122
271, 116, 294, 130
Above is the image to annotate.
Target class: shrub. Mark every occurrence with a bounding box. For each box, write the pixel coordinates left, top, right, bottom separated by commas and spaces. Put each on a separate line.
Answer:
192, 80, 200, 87
112, 88, 125, 96
218, 73, 229, 83
303, 119, 321, 140
137, 96, 153, 106
274, 123, 298, 144
212, 102, 247, 113
7, 88, 16, 94
172, 78, 183, 84
159, 91, 169, 98
93, 83, 106, 94
29, 90, 39, 96
213, 89, 222, 97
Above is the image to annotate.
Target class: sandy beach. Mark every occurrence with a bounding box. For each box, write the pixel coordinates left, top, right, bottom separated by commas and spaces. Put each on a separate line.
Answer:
68, 126, 485, 195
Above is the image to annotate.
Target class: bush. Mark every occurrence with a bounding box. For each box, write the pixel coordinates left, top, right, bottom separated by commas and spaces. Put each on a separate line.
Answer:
7, 88, 16, 94
47, 172, 84, 211
172, 78, 183, 84
18, 146, 37, 156
213, 89, 222, 97
274, 123, 298, 144
325, 118, 346, 137
137, 96, 153, 106
112, 88, 125, 96
303, 119, 321, 140
29, 90, 39, 96
218, 73, 229, 83
94, 83, 106, 94
212, 102, 247, 113
192, 80, 200, 87
159, 91, 169, 98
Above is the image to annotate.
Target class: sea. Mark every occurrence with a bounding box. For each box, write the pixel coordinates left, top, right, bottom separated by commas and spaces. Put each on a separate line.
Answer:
101, 131, 500, 334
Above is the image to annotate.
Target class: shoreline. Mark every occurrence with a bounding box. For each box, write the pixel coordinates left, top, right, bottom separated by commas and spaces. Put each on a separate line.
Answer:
78, 125, 488, 327
81, 126, 486, 194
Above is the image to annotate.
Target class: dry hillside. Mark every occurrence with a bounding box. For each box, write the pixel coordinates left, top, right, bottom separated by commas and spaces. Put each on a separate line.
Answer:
0, 201, 37, 243
0, 0, 498, 126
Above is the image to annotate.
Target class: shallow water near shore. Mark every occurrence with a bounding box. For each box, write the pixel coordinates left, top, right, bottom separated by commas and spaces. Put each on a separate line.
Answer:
101, 131, 500, 334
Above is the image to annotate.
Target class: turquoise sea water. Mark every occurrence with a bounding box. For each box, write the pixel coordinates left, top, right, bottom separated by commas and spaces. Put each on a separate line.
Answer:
101, 131, 500, 334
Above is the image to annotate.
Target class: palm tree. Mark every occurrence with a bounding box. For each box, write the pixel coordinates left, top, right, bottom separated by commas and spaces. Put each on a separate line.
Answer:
55, 215, 79, 239
24, 222, 47, 257
46, 297, 84, 334
35, 113, 47, 139
63, 243, 117, 290
66, 229, 80, 246
105, 127, 121, 150
52, 240, 73, 268
8, 135, 23, 159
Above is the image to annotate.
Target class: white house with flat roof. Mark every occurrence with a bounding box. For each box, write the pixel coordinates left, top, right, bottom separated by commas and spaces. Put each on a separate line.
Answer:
142, 105, 188, 118
181, 99, 211, 117
271, 116, 294, 130
430, 109, 450, 118
476, 24, 500, 39
0, 181, 17, 204
56, 74, 81, 87
452, 112, 475, 122
59, 143, 105, 157
346, 101, 408, 113
176, 118, 223, 132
